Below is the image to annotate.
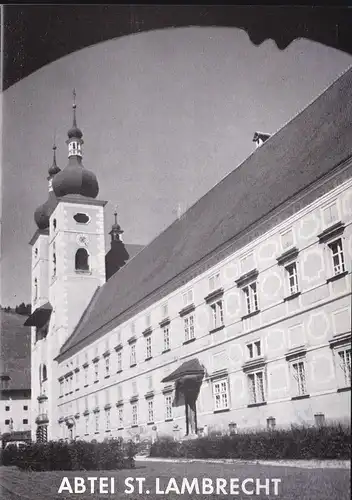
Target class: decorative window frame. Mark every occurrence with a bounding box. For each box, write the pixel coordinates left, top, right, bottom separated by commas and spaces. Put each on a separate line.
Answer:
210, 370, 230, 413
205, 288, 225, 333
329, 333, 351, 391
236, 269, 260, 319
317, 222, 347, 282
285, 347, 309, 400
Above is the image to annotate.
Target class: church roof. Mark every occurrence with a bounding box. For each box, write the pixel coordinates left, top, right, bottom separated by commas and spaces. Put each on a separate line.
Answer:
58, 66, 352, 361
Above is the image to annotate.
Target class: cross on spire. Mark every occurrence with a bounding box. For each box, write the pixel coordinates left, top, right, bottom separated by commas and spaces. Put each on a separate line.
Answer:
72, 88, 77, 127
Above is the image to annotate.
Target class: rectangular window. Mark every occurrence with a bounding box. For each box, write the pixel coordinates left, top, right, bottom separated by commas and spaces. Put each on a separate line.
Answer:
209, 272, 221, 291
163, 325, 170, 351
147, 400, 154, 423
246, 340, 262, 360
243, 282, 259, 315
329, 239, 345, 276
23, 419, 28, 424
105, 409, 111, 430
85, 415, 89, 434
213, 379, 229, 411
118, 408, 124, 428
165, 395, 173, 420
5, 419, 10, 425
132, 403, 138, 426
117, 351, 122, 372
23, 405, 28, 411
146, 336, 152, 359
130, 344, 136, 366
210, 299, 224, 330
338, 348, 351, 386
182, 288, 194, 306
94, 362, 99, 382
184, 313, 195, 341
292, 361, 307, 396
286, 262, 299, 295
248, 371, 265, 404
5, 406, 10, 411
95, 413, 99, 433
105, 357, 110, 376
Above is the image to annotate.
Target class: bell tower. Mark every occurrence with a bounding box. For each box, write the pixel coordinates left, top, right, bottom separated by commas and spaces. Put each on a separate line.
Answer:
49, 90, 106, 350
28, 143, 61, 442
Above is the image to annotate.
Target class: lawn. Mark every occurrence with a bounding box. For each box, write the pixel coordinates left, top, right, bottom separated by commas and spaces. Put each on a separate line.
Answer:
0, 460, 350, 500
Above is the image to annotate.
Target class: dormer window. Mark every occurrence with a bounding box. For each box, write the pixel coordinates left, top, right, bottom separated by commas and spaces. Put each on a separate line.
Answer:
75, 248, 89, 272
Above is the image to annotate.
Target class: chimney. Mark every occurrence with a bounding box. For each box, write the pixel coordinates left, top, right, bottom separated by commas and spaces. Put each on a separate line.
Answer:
253, 131, 271, 149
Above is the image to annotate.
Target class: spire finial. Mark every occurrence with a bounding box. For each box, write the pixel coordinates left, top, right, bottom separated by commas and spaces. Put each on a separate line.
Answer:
72, 88, 77, 127
114, 205, 118, 225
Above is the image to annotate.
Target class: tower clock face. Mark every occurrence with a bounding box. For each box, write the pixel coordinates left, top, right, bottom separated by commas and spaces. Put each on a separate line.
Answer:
77, 234, 89, 247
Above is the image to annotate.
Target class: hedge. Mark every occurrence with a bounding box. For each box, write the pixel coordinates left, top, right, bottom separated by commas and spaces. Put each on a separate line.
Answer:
150, 424, 351, 460
1, 439, 137, 471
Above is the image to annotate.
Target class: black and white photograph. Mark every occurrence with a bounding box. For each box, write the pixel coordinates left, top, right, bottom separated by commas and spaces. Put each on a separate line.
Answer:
0, 4, 351, 499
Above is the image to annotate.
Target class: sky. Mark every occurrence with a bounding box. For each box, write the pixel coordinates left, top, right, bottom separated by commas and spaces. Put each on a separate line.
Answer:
1, 26, 352, 307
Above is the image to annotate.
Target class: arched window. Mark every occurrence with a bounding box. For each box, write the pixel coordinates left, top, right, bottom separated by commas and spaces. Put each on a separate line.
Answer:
34, 278, 38, 301
42, 364, 47, 382
53, 244, 57, 277
53, 218, 57, 231
75, 248, 89, 271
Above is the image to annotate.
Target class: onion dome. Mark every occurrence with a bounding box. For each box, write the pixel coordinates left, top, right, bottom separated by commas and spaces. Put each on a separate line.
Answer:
48, 143, 61, 177
52, 158, 99, 198
52, 89, 99, 199
34, 192, 58, 230
110, 208, 124, 242
34, 144, 60, 229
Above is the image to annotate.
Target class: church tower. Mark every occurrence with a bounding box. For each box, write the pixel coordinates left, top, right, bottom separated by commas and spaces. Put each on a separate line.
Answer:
28, 92, 107, 441
28, 144, 61, 442
50, 90, 107, 349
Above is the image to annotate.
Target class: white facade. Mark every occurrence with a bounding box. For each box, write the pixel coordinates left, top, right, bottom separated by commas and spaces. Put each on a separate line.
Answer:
38, 175, 351, 442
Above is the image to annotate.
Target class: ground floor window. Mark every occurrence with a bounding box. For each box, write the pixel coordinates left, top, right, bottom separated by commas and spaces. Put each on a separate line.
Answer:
165, 395, 173, 420
132, 403, 138, 426
212, 378, 229, 410
147, 400, 154, 423
248, 371, 265, 404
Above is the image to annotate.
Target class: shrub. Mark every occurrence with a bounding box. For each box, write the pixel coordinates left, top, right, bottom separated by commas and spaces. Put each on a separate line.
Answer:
149, 423, 351, 460
2, 438, 136, 471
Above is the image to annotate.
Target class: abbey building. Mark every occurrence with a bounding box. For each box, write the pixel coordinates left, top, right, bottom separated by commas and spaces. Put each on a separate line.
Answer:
27, 70, 351, 443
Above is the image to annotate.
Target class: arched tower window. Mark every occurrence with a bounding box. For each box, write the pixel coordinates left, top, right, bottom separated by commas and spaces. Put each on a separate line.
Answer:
42, 364, 47, 382
75, 248, 89, 271
39, 364, 48, 390
53, 243, 57, 277
34, 278, 38, 301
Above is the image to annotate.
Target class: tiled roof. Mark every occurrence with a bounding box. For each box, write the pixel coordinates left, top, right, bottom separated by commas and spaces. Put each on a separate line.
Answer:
58, 66, 352, 360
